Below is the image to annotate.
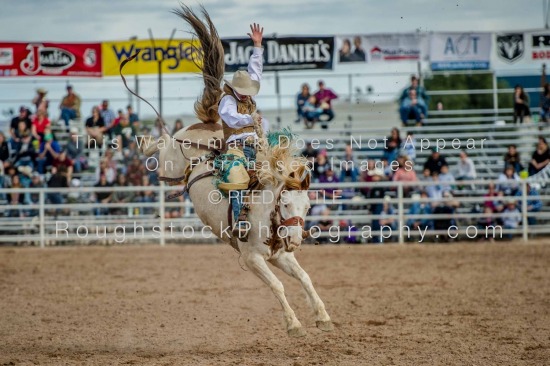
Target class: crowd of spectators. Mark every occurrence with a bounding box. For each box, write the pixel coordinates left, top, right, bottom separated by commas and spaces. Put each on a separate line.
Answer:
295, 80, 338, 129
0, 85, 191, 219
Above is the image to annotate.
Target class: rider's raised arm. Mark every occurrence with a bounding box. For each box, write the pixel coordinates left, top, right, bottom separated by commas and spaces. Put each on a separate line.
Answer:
247, 23, 264, 83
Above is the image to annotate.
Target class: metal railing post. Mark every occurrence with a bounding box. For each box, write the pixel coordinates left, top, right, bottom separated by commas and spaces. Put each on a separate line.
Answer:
159, 183, 166, 246
398, 183, 404, 244
521, 180, 529, 242
492, 70, 499, 118
39, 190, 45, 248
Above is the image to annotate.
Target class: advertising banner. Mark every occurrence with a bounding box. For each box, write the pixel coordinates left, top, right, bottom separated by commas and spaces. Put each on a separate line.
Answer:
101, 39, 202, 76
429, 32, 492, 70
222, 37, 334, 72
366, 34, 423, 62
0, 42, 101, 77
335, 36, 368, 63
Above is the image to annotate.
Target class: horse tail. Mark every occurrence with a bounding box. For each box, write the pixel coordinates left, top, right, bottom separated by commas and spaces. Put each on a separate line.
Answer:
173, 5, 224, 124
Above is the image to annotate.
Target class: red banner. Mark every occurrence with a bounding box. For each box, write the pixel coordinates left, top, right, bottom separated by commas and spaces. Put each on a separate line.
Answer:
0, 42, 102, 77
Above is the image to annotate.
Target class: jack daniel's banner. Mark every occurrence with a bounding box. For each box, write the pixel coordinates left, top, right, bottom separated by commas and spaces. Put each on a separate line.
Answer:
222, 37, 334, 72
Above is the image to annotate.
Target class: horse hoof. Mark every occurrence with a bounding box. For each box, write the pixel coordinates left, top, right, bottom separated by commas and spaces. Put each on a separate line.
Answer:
287, 327, 307, 338
316, 320, 334, 332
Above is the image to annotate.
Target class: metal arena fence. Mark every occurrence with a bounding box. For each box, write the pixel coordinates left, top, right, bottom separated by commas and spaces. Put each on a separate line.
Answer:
0, 180, 548, 247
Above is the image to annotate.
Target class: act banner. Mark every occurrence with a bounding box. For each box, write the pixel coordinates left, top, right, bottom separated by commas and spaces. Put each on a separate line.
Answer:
429, 32, 492, 70
222, 37, 334, 72
102, 39, 202, 76
0, 42, 101, 77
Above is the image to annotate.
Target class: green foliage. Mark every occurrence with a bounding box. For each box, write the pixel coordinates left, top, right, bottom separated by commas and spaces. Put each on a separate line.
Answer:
424, 74, 512, 111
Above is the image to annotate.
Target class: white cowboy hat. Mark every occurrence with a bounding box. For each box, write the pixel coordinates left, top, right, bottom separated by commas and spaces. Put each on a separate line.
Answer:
224, 71, 260, 96
36, 88, 48, 94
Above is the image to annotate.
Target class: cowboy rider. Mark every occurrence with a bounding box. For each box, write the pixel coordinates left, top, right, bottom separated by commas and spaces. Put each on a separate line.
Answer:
217, 23, 269, 241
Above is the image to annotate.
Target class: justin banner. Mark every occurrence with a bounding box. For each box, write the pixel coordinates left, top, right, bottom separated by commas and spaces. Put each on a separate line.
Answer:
430, 32, 492, 70
222, 37, 334, 72
0, 42, 101, 77
102, 39, 202, 76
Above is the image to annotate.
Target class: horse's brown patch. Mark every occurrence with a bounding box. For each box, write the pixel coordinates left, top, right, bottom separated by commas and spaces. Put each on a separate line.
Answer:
187, 122, 222, 132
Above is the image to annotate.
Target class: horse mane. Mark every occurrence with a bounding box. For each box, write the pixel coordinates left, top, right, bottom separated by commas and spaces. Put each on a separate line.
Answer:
172, 5, 224, 124
256, 142, 311, 191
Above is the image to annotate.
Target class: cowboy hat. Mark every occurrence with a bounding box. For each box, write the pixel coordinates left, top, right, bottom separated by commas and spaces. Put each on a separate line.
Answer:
224, 71, 260, 96
36, 88, 48, 94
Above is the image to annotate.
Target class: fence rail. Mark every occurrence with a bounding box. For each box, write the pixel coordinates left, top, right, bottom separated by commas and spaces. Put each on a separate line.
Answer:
1, 179, 548, 246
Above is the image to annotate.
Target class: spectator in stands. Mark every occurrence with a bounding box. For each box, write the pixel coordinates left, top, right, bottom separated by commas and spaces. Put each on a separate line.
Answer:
476, 206, 495, 242
31, 109, 51, 141
7, 174, 25, 217
126, 105, 139, 128
96, 155, 116, 185
419, 168, 431, 183
513, 84, 531, 124
151, 118, 164, 139
401, 131, 416, 162
26, 173, 44, 217
99, 100, 116, 138
66, 127, 87, 173
392, 153, 417, 196
455, 150, 477, 181
528, 136, 550, 176
113, 114, 136, 152
399, 89, 427, 126
127, 154, 146, 186
540, 64, 550, 124
85, 106, 106, 148
383, 127, 401, 164
318, 166, 339, 200
378, 196, 397, 243
502, 199, 521, 240
301, 141, 318, 161
312, 151, 330, 182
438, 165, 455, 194
53, 150, 74, 184
339, 144, 359, 182
302, 96, 322, 128
295, 83, 311, 123
433, 192, 459, 241
400, 75, 429, 105
504, 144, 523, 174
515, 183, 543, 226
136, 175, 156, 215
484, 183, 505, 221
46, 166, 68, 215
36, 128, 61, 174
367, 168, 386, 242
9, 106, 31, 143
359, 160, 376, 197
59, 85, 81, 131
112, 173, 135, 215
407, 192, 434, 232
314, 80, 338, 127
94, 174, 113, 215
0, 132, 9, 168
32, 88, 49, 114
426, 171, 443, 201
172, 119, 184, 135
123, 140, 140, 163
10, 130, 36, 171
316, 207, 333, 244
497, 165, 520, 196
423, 147, 447, 174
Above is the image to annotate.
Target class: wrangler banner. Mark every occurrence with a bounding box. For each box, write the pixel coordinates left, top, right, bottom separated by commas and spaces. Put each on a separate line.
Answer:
0, 42, 101, 77
222, 37, 334, 72
101, 39, 202, 76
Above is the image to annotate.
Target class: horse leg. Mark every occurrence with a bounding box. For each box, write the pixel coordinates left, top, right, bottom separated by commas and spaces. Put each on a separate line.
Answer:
269, 252, 333, 332
243, 252, 306, 337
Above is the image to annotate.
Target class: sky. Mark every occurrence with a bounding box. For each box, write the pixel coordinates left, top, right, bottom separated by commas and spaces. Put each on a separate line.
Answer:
0, 0, 543, 42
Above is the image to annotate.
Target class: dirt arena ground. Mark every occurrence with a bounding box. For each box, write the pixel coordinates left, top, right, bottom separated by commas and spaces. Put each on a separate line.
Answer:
1, 242, 549, 366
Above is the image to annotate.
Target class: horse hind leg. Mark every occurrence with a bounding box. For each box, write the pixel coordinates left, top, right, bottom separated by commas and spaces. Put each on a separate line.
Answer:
243, 252, 306, 337
269, 252, 333, 332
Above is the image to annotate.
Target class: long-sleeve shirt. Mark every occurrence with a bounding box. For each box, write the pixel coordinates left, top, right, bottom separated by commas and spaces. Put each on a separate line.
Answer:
456, 158, 477, 179
218, 47, 268, 143
314, 88, 338, 108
